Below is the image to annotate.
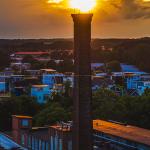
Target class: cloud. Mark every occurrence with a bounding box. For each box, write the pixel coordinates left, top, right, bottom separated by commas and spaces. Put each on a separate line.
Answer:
118, 0, 150, 19
0, 0, 150, 38
46, 0, 150, 20
105, 0, 150, 20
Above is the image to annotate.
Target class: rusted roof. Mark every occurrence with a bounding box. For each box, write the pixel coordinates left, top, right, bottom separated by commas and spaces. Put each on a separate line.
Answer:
50, 119, 150, 146
15, 52, 49, 55
93, 120, 150, 146
12, 115, 32, 119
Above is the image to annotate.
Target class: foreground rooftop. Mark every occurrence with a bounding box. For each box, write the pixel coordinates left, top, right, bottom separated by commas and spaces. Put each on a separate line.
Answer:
93, 120, 150, 146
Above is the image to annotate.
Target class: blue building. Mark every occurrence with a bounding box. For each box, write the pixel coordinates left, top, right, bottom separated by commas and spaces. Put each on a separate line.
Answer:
0, 82, 6, 92
137, 81, 150, 95
126, 74, 150, 95
31, 85, 51, 103
126, 74, 141, 90
42, 73, 64, 89
63, 72, 74, 87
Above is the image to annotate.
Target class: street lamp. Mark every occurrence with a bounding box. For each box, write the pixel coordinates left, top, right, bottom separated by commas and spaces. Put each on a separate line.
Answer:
70, 1, 95, 150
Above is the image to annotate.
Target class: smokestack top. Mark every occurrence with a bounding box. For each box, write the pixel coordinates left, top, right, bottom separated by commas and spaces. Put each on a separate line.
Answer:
71, 13, 93, 23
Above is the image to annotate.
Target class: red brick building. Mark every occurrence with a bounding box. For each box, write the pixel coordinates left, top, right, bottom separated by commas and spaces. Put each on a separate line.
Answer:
12, 115, 150, 150
12, 115, 72, 150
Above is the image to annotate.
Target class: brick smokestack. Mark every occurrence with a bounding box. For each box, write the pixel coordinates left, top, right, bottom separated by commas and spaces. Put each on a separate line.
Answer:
72, 14, 93, 150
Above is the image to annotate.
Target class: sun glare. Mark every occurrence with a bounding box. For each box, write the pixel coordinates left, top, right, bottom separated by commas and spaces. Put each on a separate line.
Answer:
69, 0, 96, 12
47, 0, 62, 4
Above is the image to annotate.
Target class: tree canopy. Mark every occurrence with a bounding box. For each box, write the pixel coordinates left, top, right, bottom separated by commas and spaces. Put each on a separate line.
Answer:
1, 89, 150, 131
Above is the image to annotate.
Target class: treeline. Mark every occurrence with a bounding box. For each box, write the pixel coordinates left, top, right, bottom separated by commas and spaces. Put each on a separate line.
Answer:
92, 89, 150, 129
35, 89, 150, 129
0, 39, 73, 52
113, 38, 150, 72
1, 89, 150, 131
92, 37, 150, 72
0, 38, 150, 72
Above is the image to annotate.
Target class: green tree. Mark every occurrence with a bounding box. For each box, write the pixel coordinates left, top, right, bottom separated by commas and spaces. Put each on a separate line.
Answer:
57, 59, 74, 73
12, 95, 42, 115
0, 50, 10, 71
106, 60, 121, 72
34, 103, 70, 126
92, 89, 150, 129
46, 60, 57, 69
0, 96, 42, 131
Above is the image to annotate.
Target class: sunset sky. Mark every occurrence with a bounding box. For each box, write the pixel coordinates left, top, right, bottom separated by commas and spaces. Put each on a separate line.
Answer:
0, 0, 150, 39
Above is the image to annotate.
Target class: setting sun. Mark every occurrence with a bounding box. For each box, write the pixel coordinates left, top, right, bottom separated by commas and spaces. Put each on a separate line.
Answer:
47, 0, 62, 4
69, 0, 96, 12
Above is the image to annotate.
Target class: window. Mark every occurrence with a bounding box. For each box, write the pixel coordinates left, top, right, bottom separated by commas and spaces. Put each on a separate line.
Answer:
39, 96, 41, 100
21, 119, 29, 127
59, 139, 62, 150
51, 136, 54, 150
55, 136, 58, 150
68, 141, 72, 150
35, 138, 39, 150
21, 134, 25, 145
42, 141, 45, 150
32, 137, 35, 150
39, 140, 42, 149
28, 136, 31, 148
46, 141, 49, 150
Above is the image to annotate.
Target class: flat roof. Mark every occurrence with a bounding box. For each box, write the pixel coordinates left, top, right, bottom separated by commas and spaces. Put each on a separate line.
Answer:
24, 77, 38, 80
32, 85, 48, 88
11, 75, 24, 77
40, 69, 56, 72
15, 52, 49, 55
12, 115, 32, 119
54, 84, 63, 86
50, 125, 71, 132
93, 120, 150, 146
14, 87, 24, 89
49, 120, 150, 146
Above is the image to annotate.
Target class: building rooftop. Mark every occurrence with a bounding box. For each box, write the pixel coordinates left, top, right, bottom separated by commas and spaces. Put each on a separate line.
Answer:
64, 72, 74, 75
32, 85, 49, 88
50, 121, 72, 132
49, 120, 150, 146
12, 116, 150, 147
14, 87, 25, 89
50, 125, 71, 132
11, 75, 25, 77
93, 120, 150, 146
15, 52, 49, 55
54, 84, 64, 86
124, 73, 135, 77
12, 115, 32, 119
40, 69, 57, 72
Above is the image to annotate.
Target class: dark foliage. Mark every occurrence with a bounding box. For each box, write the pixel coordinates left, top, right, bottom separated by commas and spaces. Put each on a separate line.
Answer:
0, 96, 42, 131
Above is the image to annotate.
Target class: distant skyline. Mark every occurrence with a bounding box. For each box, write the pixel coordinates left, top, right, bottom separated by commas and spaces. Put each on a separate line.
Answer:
0, 0, 150, 39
